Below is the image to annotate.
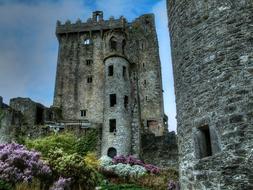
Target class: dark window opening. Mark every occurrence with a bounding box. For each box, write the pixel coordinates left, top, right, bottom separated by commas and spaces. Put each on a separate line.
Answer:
110, 37, 117, 51
109, 119, 116, 133
196, 125, 212, 159
141, 42, 145, 50
144, 80, 147, 87
84, 38, 92, 45
81, 110, 86, 117
146, 96, 148, 101
143, 63, 145, 68
87, 76, 93, 83
124, 96, 128, 109
147, 120, 158, 128
36, 106, 44, 125
110, 94, 117, 107
107, 147, 117, 158
108, 65, 114, 76
86, 59, 92, 65
49, 112, 53, 121
123, 66, 126, 78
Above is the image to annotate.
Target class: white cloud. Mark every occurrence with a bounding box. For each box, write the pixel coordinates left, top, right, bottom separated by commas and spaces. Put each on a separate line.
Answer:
0, 0, 92, 105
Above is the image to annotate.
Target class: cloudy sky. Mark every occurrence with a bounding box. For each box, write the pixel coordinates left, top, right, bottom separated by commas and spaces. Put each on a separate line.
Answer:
0, 0, 177, 132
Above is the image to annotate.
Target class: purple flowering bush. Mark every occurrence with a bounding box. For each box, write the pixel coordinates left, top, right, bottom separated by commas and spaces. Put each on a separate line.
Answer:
0, 143, 51, 185
168, 180, 176, 190
50, 177, 71, 190
112, 155, 160, 174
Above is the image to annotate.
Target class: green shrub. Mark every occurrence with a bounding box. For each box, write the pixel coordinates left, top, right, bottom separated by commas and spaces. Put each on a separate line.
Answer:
84, 152, 100, 170
0, 179, 12, 190
47, 148, 98, 189
131, 169, 179, 190
26, 130, 98, 158
76, 129, 98, 156
25, 132, 78, 158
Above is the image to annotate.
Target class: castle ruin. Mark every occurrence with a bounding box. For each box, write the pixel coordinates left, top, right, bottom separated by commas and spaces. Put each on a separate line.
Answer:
53, 11, 167, 157
0, 11, 178, 168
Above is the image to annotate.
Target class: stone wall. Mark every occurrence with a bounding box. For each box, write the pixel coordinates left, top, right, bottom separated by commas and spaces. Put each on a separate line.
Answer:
167, 0, 253, 189
126, 14, 166, 136
10, 97, 46, 126
0, 107, 23, 144
141, 132, 178, 169
53, 11, 166, 140
102, 56, 131, 156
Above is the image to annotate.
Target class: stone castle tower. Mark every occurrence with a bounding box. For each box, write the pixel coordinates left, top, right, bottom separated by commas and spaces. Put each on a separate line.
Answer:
53, 11, 167, 157
167, 0, 253, 189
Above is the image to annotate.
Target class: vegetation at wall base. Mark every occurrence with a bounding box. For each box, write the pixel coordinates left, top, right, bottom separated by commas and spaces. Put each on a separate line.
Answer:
0, 132, 179, 190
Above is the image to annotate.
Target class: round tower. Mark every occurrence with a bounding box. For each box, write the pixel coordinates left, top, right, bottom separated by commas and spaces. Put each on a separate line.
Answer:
167, 0, 253, 189
101, 31, 131, 157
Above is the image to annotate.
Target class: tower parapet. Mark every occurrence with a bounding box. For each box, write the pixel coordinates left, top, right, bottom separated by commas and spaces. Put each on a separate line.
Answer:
56, 11, 127, 35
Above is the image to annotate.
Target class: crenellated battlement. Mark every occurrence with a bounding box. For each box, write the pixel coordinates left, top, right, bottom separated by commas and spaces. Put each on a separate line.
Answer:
56, 11, 128, 35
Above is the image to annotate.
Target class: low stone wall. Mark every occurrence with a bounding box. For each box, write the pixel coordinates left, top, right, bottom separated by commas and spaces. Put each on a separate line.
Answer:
141, 131, 178, 169
0, 108, 23, 143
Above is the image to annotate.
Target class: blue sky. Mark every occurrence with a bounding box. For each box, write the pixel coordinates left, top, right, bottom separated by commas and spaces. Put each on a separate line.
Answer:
0, 0, 177, 132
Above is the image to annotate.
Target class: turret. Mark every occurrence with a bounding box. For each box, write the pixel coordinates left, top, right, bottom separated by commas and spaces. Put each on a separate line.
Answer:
101, 31, 131, 157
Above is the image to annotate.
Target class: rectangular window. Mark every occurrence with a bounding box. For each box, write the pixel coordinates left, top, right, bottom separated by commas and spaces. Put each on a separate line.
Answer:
195, 125, 212, 159
123, 66, 126, 78
110, 94, 117, 107
87, 76, 92, 83
86, 59, 92, 65
144, 80, 147, 87
108, 65, 114, 76
80, 110, 86, 117
109, 119, 116, 132
124, 96, 128, 109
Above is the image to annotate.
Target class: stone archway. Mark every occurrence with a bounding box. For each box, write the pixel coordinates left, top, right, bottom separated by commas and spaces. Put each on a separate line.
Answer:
107, 147, 117, 158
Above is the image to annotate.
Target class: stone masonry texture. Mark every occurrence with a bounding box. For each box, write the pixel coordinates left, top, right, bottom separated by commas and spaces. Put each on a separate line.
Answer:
167, 0, 253, 189
53, 11, 168, 158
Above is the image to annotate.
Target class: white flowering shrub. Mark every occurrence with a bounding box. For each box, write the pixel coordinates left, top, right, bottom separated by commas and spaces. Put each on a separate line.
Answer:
99, 156, 147, 178
99, 155, 113, 167
129, 164, 147, 177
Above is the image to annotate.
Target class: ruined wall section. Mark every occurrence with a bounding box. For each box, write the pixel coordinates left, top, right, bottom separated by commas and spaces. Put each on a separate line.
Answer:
10, 98, 45, 126
0, 108, 23, 144
167, 0, 253, 189
141, 132, 178, 169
